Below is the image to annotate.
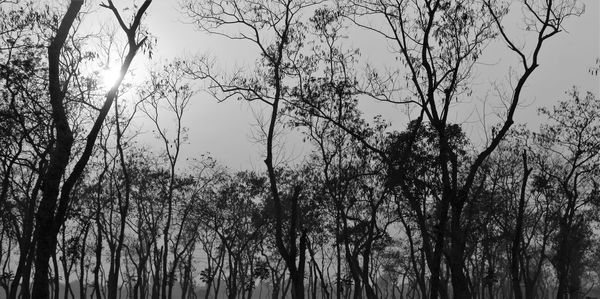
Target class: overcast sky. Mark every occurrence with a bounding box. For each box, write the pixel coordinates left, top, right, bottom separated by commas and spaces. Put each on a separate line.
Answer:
103, 0, 600, 171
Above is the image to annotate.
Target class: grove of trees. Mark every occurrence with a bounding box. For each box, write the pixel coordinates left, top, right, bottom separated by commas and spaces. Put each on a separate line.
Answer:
0, 0, 598, 299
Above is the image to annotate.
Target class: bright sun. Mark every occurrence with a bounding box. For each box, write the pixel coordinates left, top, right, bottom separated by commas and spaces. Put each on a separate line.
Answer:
101, 67, 121, 89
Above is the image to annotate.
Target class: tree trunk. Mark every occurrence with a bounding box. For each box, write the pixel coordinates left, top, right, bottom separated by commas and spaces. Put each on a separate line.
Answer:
428, 200, 449, 299
78, 225, 89, 299
152, 250, 161, 299
449, 202, 471, 299
52, 252, 60, 299
512, 152, 532, 299
92, 211, 103, 299
9, 163, 41, 299
30, 2, 83, 298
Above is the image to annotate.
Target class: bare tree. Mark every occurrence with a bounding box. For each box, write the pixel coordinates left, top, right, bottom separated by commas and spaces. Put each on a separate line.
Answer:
329, 1, 584, 297
32, 0, 152, 298
533, 88, 600, 299
140, 62, 195, 299
182, 1, 324, 298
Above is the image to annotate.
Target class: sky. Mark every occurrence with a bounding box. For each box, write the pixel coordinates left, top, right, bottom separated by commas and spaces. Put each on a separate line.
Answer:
93, 0, 600, 171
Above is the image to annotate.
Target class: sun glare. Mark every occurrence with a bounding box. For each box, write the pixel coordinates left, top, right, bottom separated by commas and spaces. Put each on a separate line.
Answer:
101, 67, 121, 89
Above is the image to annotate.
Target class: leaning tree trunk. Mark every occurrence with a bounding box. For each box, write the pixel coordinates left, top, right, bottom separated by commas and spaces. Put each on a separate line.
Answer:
31, 2, 82, 298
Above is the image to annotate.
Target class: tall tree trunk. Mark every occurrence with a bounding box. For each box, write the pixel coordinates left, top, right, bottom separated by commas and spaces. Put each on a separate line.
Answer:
108, 99, 131, 299
93, 211, 103, 299
9, 159, 43, 299
78, 225, 89, 299
512, 152, 532, 299
31, 2, 82, 297
152, 246, 162, 299
336, 214, 342, 299
181, 253, 193, 299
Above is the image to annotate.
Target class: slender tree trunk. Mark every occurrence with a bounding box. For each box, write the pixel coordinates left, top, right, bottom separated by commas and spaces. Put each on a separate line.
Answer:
133, 252, 149, 299
152, 246, 162, 299
9, 164, 42, 299
93, 212, 103, 299
60, 227, 73, 299
181, 253, 193, 299
108, 100, 131, 299
203, 280, 212, 299
167, 269, 176, 299
9, 244, 27, 299
160, 202, 172, 299
512, 152, 532, 299
307, 244, 329, 299
555, 227, 570, 299
270, 275, 280, 299
336, 214, 342, 299
78, 225, 89, 299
